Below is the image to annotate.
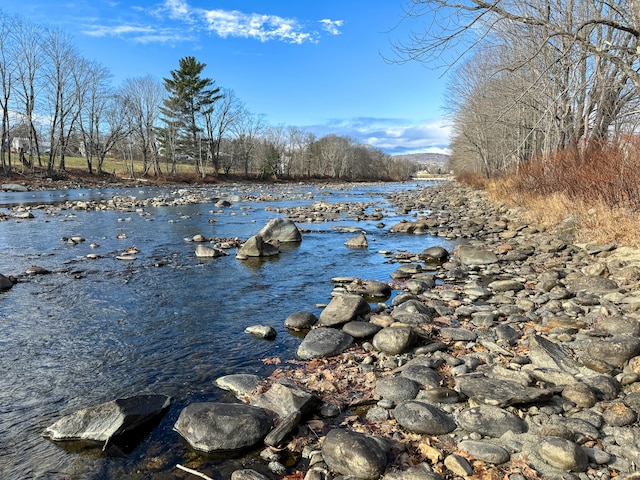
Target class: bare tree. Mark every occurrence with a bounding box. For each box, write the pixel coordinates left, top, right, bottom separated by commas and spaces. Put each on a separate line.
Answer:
120, 76, 165, 176
0, 12, 16, 174
231, 110, 266, 176
205, 88, 243, 176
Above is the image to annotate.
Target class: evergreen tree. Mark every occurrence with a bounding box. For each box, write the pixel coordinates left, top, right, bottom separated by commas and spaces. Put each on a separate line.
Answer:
158, 56, 222, 175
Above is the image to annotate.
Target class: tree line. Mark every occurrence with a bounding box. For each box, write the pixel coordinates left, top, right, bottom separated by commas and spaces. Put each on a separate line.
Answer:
0, 11, 418, 181
394, 0, 640, 177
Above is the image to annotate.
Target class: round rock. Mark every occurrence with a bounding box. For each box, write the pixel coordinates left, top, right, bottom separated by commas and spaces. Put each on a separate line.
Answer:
342, 321, 381, 339
375, 376, 420, 403
456, 405, 526, 438
321, 428, 388, 479
373, 326, 416, 355
458, 440, 510, 464
284, 311, 318, 331
538, 437, 588, 472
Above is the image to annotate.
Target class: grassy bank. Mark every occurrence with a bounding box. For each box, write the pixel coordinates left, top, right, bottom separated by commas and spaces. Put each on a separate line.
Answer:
458, 143, 640, 248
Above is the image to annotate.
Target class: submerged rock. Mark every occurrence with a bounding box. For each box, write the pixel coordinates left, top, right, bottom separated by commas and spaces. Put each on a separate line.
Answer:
43, 394, 171, 445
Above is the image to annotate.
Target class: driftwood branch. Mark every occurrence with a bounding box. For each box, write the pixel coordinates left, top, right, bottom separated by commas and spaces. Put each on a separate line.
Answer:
176, 464, 215, 480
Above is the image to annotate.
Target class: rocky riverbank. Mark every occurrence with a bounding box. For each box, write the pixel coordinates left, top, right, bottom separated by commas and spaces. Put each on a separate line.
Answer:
7, 179, 640, 479
210, 182, 640, 480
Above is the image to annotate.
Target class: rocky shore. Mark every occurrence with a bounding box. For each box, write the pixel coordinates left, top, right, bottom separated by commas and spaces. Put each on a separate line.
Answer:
7, 179, 640, 479
212, 182, 640, 480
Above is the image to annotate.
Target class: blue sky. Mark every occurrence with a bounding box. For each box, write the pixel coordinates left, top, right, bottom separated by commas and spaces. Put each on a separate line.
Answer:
2, 0, 451, 155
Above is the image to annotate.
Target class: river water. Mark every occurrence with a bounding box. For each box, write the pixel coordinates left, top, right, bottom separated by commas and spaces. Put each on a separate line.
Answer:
0, 181, 455, 479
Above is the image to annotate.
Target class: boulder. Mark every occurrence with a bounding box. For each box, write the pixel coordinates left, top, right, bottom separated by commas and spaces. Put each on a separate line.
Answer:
257, 218, 302, 244
174, 402, 274, 452
244, 325, 277, 340
342, 321, 381, 338
236, 235, 279, 258
2, 183, 28, 192
319, 293, 370, 326
344, 279, 392, 298
373, 326, 416, 355
297, 327, 353, 360
375, 376, 420, 403
215, 374, 262, 397
43, 394, 171, 445
344, 234, 368, 249
284, 311, 318, 331
420, 246, 449, 265
456, 375, 554, 407
538, 437, 588, 472
0, 273, 14, 290
195, 244, 227, 258
321, 428, 389, 479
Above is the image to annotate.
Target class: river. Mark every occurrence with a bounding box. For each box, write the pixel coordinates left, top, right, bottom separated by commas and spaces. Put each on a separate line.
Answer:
0, 181, 455, 479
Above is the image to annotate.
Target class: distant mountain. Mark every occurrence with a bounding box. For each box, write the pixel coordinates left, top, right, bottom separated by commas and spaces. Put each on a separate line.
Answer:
393, 152, 449, 166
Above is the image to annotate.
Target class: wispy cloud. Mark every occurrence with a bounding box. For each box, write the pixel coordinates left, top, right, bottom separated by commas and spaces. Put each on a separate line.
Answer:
305, 117, 451, 155
82, 23, 195, 44
319, 19, 343, 35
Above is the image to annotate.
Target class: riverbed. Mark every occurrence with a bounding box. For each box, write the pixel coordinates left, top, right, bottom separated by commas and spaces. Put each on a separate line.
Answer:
0, 181, 455, 479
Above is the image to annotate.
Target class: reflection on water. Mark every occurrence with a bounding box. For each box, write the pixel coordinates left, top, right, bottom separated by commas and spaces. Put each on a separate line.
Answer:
0, 182, 455, 479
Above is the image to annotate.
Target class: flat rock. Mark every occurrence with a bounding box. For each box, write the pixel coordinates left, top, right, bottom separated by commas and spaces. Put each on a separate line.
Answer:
319, 293, 370, 326
393, 400, 456, 435
195, 244, 226, 258
458, 440, 510, 464
456, 404, 527, 438
244, 325, 276, 340
297, 327, 353, 359
400, 364, 441, 388
215, 374, 262, 397
173, 402, 274, 452
44, 394, 171, 444
321, 428, 389, 479
342, 321, 381, 338
573, 335, 640, 368
249, 381, 319, 417
456, 375, 554, 407
345, 234, 368, 248
454, 245, 499, 265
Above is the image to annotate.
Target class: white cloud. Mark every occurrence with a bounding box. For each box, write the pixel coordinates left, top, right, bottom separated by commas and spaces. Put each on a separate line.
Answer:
319, 19, 344, 35
304, 117, 451, 155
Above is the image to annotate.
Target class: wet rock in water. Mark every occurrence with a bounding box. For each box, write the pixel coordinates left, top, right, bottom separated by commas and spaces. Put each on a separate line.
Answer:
12, 211, 34, 219
173, 402, 274, 453
393, 400, 456, 435
236, 235, 279, 258
373, 326, 416, 355
244, 325, 277, 340
345, 234, 368, 249
321, 428, 389, 479
538, 437, 588, 472
249, 380, 319, 417
192, 234, 207, 242
195, 244, 227, 258
215, 374, 263, 397
231, 469, 271, 480
297, 327, 353, 360
342, 321, 381, 339
257, 218, 302, 244
456, 404, 526, 438
375, 376, 420, 403
453, 245, 499, 265
318, 293, 370, 326
44, 394, 171, 444
458, 440, 511, 464
25, 265, 50, 275
284, 311, 318, 331
419, 246, 449, 265
344, 279, 392, 298
0, 273, 14, 290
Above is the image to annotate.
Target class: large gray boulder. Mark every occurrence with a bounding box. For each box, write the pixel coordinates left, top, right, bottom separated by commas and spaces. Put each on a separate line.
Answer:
174, 402, 274, 452
319, 294, 370, 326
249, 381, 319, 417
393, 400, 456, 435
236, 235, 279, 258
257, 218, 302, 244
454, 245, 499, 265
297, 327, 353, 360
0, 273, 14, 290
43, 394, 171, 444
322, 428, 389, 479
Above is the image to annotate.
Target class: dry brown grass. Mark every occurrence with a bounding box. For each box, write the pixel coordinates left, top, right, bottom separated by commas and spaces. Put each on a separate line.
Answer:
460, 141, 640, 248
